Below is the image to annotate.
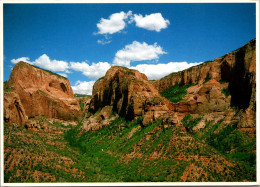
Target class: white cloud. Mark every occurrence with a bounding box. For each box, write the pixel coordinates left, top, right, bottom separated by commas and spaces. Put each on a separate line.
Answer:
72, 80, 95, 95
11, 54, 69, 72
97, 39, 112, 45
57, 73, 68, 78
34, 54, 69, 72
133, 13, 170, 32
131, 62, 202, 80
97, 11, 132, 35
70, 61, 111, 79
113, 41, 167, 67
11, 57, 32, 64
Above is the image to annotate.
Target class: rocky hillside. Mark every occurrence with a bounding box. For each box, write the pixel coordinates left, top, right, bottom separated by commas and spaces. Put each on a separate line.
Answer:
4, 62, 82, 126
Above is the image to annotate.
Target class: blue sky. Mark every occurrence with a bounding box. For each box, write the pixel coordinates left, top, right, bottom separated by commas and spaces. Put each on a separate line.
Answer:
3, 3, 256, 94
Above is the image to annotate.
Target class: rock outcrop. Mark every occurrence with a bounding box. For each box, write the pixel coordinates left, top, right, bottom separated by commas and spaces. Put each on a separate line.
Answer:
75, 96, 91, 113
174, 79, 230, 114
4, 91, 28, 126
87, 66, 178, 127
4, 62, 82, 125
152, 39, 255, 96
153, 39, 256, 127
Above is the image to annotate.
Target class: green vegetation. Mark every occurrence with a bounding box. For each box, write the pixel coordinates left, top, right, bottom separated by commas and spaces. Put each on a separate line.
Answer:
160, 84, 193, 103
16, 62, 67, 80
220, 80, 229, 84
114, 66, 128, 70
79, 103, 84, 111
28, 63, 67, 80
222, 88, 230, 97
38, 89, 48, 96
181, 114, 202, 132
74, 94, 91, 98
4, 81, 12, 92
203, 77, 211, 84
4, 121, 82, 183
182, 114, 256, 181
150, 96, 163, 104
63, 118, 184, 182
4, 113, 256, 182
206, 122, 256, 181
97, 76, 104, 81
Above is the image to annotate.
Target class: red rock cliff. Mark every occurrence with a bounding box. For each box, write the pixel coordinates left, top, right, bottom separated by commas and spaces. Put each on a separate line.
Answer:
89, 66, 177, 126
5, 62, 82, 124
153, 39, 256, 127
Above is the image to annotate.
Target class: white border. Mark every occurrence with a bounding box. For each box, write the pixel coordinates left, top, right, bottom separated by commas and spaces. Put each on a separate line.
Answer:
0, 0, 259, 186
0, 1, 3, 187
254, 0, 259, 185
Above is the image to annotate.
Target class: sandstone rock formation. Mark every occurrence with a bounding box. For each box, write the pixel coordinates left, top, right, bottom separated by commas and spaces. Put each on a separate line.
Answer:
153, 39, 256, 127
87, 66, 178, 127
83, 105, 118, 131
4, 91, 28, 126
76, 96, 91, 113
174, 79, 230, 114
152, 39, 255, 95
86, 39, 255, 130
4, 62, 82, 125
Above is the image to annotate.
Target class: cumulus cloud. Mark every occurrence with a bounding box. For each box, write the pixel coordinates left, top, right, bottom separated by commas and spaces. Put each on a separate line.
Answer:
133, 13, 170, 32
113, 41, 166, 67
34, 54, 69, 72
70, 61, 111, 79
131, 62, 202, 80
97, 11, 132, 35
11, 57, 32, 64
71, 80, 95, 95
11, 54, 69, 72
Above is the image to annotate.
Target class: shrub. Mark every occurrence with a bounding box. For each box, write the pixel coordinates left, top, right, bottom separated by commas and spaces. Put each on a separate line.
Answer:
4, 81, 13, 92
74, 94, 91, 98
160, 84, 193, 103
79, 103, 84, 111
182, 114, 202, 132
221, 88, 230, 97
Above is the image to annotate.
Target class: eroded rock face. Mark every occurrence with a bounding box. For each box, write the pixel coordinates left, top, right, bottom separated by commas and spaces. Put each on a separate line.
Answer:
83, 105, 118, 131
153, 39, 256, 127
174, 79, 231, 114
88, 66, 179, 127
76, 96, 91, 113
4, 91, 28, 126
5, 62, 82, 125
